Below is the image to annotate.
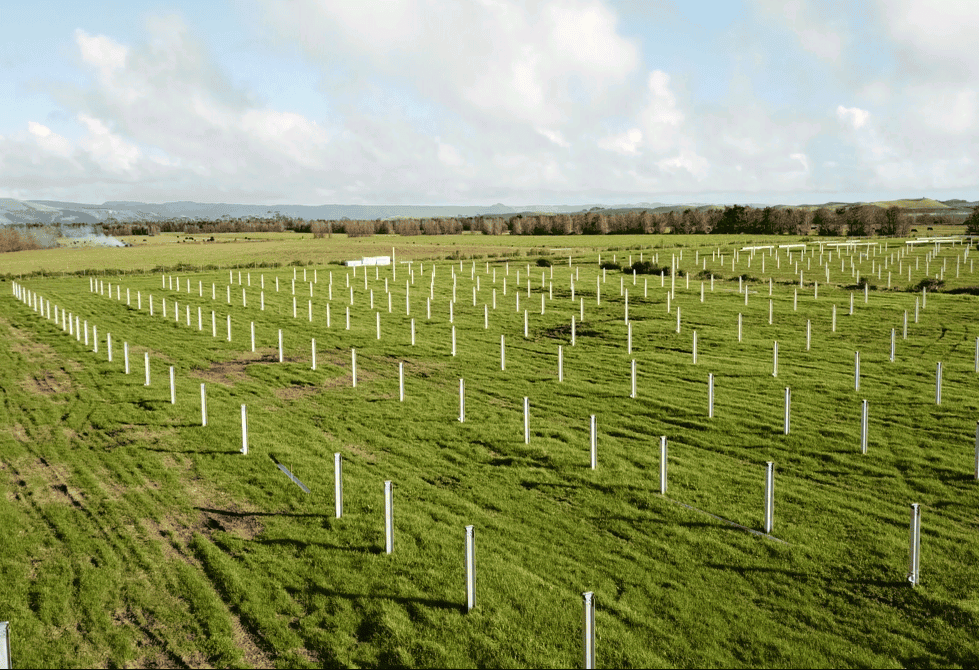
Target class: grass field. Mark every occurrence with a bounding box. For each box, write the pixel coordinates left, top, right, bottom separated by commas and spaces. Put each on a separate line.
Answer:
2, 235, 979, 667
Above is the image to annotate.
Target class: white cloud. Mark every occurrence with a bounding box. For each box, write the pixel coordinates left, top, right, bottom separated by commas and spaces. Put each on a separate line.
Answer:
836, 105, 869, 129
28, 122, 72, 157
598, 128, 642, 155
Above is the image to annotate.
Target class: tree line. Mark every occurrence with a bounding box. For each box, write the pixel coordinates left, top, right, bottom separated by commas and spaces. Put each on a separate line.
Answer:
97, 204, 962, 240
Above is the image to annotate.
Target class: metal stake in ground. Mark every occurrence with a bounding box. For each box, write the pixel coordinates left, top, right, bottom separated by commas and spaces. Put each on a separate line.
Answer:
783, 387, 791, 435
861, 399, 868, 454
936, 362, 942, 405
558, 345, 564, 382
384, 481, 394, 554
241, 405, 248, 454
908, 503, 921, 586
500, 335, 506, 371
590, 415, 597, 470
583, 592, 596, 670
523, 397, 530, 444
334, 454, 343, 518
855, 351, 861, 391
465, 525, 476, 613
659, 436, 668, 495
630, 359, 637, 398
772, 341, 778, 377
169, 366, 176, 404
708, 373, 715, 418
124, 342, 130, 374
200, 384, 208, 426
459, 379, 465, 422
144, 352, 150, 386
764, 462, 775, 534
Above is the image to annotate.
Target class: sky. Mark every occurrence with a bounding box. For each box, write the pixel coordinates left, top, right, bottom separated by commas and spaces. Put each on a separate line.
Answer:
1, 0, 977, 207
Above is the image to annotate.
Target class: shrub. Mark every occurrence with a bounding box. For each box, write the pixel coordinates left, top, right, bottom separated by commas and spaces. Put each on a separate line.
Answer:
599, 261, 621, 270
536, 258, 552, 267
625, 260, 660, 275
911, 278, 945, 292
695, 269, 717, 280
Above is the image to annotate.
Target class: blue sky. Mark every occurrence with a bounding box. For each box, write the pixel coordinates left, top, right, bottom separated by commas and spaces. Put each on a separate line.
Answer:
1, 0, 977, 206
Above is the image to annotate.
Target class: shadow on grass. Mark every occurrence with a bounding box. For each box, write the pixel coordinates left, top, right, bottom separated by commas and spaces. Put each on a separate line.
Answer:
146, 447, 239, 455
253, 537, 382, 554
306, 586, 464, 613
195, 506, 326, 519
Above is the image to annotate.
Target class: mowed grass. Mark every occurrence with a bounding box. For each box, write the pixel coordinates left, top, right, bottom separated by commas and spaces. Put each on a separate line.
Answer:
2, 237, 979, 668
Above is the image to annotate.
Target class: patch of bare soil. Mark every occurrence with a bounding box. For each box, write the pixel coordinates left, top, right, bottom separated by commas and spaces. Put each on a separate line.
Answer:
273, 384, 321, 401
21, 367, 72, 396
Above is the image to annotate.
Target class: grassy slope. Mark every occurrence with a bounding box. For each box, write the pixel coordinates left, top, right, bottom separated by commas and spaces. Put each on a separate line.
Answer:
2, 237, 979, 667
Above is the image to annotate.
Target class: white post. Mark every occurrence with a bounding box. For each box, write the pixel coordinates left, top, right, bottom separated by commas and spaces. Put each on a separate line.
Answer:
377, 312, 382, 341
590, 415, 597, 470
523, 397, 530, 444
451, 325, 456, 356
352, 349, 357, 387
278, 329, 284, 362
384, 481, 394, 554
501, 335, 506, 371
850, 292, 854, 315
399, 362, 404, 401
334, 453, 343, 518
659, 436, 668, 495
227, 315, 232, 342
772, 341, 778, 377
411, 318, 416, 346
692, 330, 698, 364
465, 525, 476, 613
627, 322, 632, 354
201, 384, 208, 426
558, 345, 564, 382
311, 339, 317, 370
630, 359, 637, 399
241, 405, 248, 454
890, 329, 895, 362
708, 373, 714, 418
124, 342, 130, 374
583, 592, 596, 670
783, 387, 791, 435
484, 304, 488, 329
764, 461, 775, 534
908, 503, 921, 586
806, 320, 811, 351
459, 379, 465, 422
676, 306, 681, 334
855, 351, 860, 391
107, 332, 113, 362
861, 399, 868, 454
144, 352, 150, 386
212, 311, 216, 338
524, 310, 528, 338
169, 366, 176, 405
571, 316, 576, 346
936, 362, 942, 405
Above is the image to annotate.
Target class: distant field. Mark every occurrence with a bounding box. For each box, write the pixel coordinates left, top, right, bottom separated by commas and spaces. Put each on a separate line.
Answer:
4, 232, 819, 277
2, 235, 979, 667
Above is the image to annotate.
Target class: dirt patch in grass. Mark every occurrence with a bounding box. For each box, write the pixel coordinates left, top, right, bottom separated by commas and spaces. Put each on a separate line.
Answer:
21, 367, 73, 396
274, 384, 322, 401
196, 503, 265, 541
344, 443, 379, 463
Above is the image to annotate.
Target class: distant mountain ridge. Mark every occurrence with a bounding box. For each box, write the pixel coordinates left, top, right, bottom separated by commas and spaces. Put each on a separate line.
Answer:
0, 197, 975, 227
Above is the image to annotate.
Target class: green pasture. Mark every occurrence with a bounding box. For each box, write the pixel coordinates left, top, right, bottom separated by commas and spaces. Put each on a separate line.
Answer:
1, 236, 979, 667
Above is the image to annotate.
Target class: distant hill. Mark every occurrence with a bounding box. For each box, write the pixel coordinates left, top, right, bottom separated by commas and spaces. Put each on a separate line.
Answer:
870, 197, 949, 209
0, 197, 974, 229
